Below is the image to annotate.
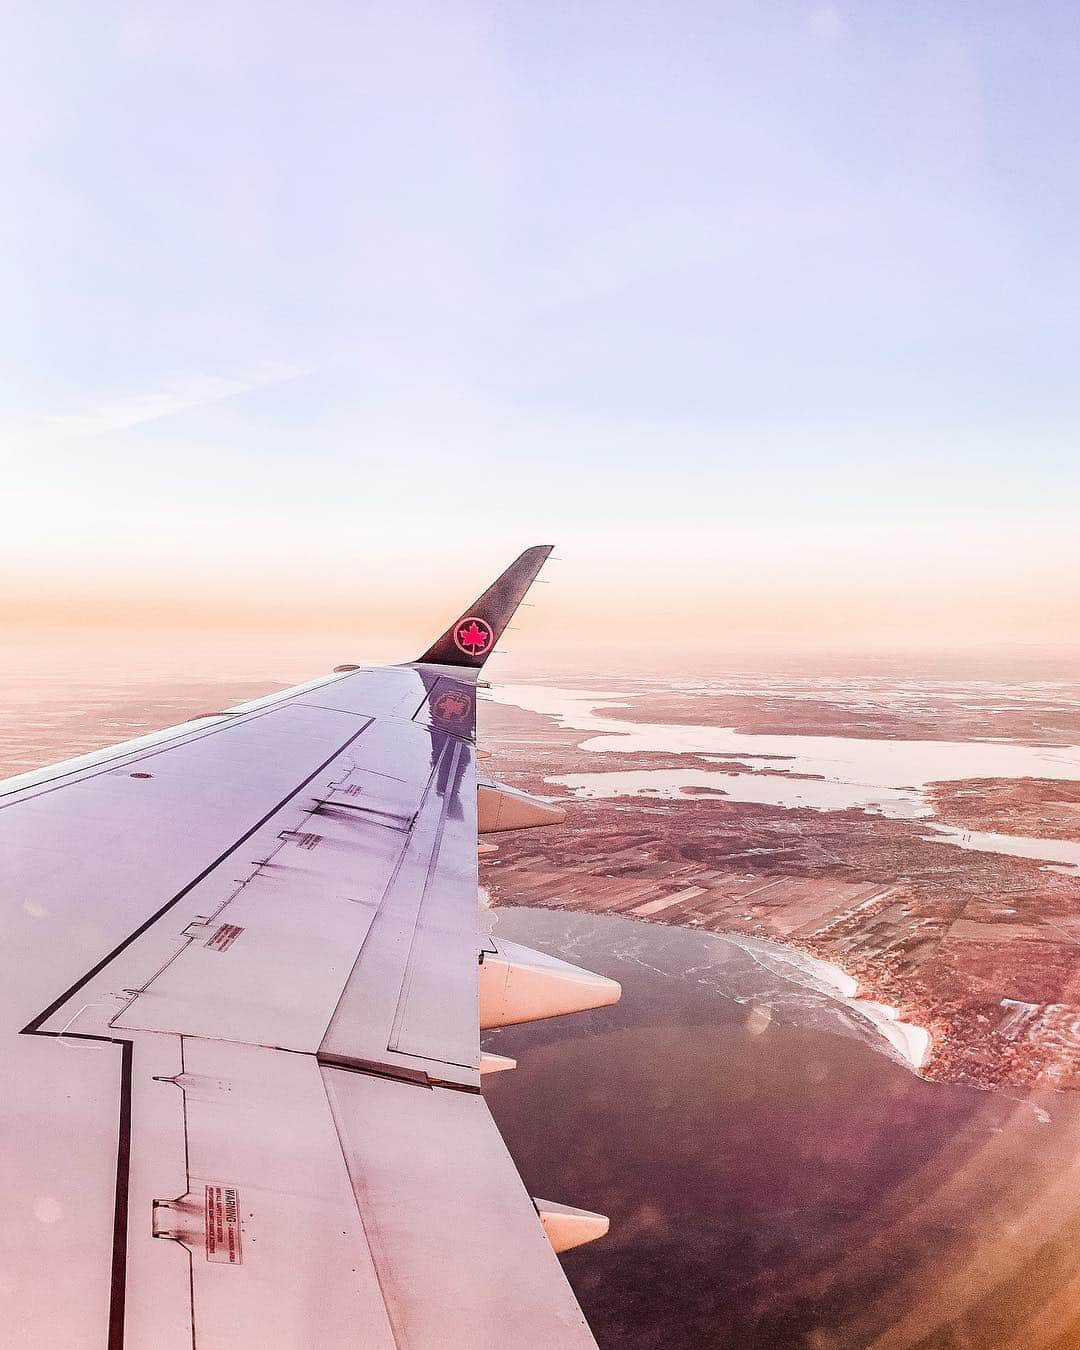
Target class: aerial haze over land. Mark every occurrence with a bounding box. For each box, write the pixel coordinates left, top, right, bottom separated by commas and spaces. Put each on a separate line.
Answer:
480, 670, 1080, 1091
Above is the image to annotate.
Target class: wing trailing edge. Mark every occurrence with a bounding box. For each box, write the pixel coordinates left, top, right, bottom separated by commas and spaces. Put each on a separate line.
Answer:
415, 545, 553, 668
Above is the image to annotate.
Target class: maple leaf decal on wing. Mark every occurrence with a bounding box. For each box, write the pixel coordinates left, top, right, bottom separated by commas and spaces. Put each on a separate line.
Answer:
433, 691, 471, 721
456, 619, 492, 653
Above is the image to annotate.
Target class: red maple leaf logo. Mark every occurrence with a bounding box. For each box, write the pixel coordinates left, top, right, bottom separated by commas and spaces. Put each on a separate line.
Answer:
455, 618, 493, 654
433, 690, 470, 721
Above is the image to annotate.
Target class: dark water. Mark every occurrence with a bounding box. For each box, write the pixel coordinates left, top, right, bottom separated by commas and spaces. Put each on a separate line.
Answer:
483, 909, 1080, 1350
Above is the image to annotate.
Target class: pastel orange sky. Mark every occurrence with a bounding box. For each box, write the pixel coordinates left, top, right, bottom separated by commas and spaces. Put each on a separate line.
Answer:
4, 519, 1079, 683
4, 3, 1079, 680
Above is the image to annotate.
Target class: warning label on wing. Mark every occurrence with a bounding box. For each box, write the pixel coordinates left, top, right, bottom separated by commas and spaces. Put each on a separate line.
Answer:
205, 1185, 243, 1265
206, 923, 244, 952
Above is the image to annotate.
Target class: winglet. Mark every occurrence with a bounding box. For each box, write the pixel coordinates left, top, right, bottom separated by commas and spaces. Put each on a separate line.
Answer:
415, 545, 553, 668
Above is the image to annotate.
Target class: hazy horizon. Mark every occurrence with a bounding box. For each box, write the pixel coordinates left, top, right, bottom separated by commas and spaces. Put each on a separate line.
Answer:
3, 2, 1079, 661
3, 624, 1079, 691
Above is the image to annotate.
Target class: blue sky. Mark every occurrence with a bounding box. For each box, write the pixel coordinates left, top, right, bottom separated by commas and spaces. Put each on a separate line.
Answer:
2, 2, 1079, 659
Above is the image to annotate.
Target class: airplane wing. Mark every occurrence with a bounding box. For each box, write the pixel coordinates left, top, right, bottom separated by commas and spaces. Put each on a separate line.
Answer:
0, 547, 620, 1350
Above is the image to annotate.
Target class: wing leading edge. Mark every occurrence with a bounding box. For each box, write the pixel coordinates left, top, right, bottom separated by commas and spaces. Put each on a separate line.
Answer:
0, 548, 618, 1350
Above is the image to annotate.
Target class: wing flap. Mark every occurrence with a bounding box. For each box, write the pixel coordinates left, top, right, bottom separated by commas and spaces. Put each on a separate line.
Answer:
319, 728, 481, 1086
148, 1039, 397, 1350
324, 1066, 599, 1348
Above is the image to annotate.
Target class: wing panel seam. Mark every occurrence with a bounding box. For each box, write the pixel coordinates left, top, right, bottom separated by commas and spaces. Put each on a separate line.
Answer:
17, 719, 376, 1350
22, 716, 374, 1034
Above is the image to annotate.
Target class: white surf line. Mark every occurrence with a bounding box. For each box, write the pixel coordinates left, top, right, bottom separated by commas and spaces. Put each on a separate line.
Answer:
718, 934, 931, 1070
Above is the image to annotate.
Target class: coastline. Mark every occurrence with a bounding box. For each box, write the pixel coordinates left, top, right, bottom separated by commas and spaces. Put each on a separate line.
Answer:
716, 931, 933, 1071
480, 679, 1080, 1090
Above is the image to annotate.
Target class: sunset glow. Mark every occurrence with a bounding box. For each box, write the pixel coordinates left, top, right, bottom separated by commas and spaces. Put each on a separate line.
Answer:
2, 3, 1078, 674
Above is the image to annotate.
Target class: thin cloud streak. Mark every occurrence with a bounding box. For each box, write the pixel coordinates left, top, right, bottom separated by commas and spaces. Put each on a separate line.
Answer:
12, 363, 309, 439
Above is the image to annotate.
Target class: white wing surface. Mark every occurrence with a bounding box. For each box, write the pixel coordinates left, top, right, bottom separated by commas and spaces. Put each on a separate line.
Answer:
0, 548, 618, 1349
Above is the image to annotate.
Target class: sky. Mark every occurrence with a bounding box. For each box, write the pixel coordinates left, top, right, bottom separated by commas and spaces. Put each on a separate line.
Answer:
2, 1, 1079, 676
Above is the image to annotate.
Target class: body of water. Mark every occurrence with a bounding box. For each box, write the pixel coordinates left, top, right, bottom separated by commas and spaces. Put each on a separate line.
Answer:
492, 683, 1080, 789
484, 907, 1080, 1350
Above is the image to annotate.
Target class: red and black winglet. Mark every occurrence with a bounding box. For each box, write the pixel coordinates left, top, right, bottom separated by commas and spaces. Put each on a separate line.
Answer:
415, 545, 553, 668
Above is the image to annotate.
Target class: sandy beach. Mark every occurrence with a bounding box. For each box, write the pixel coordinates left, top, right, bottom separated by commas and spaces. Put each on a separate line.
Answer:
720, 933, 933, 1070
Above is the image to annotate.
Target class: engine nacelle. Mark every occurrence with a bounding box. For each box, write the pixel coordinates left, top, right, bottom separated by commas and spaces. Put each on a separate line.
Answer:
479, 937, 620, 1029
477, 780, 566, 834
533, 1199, 610, 1253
